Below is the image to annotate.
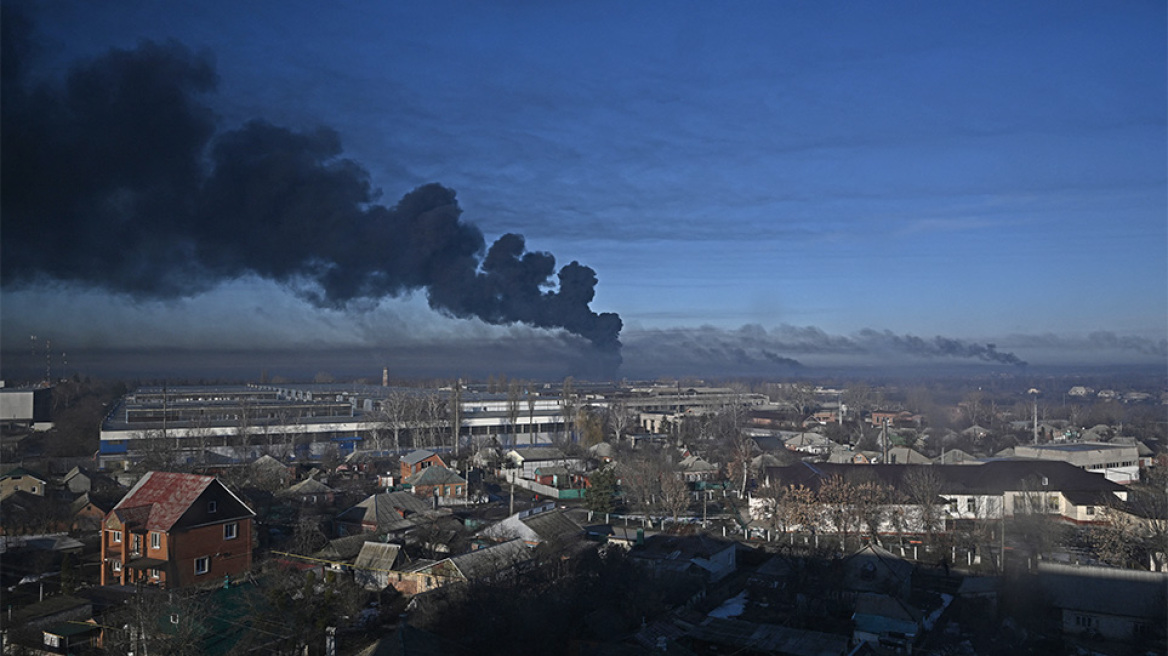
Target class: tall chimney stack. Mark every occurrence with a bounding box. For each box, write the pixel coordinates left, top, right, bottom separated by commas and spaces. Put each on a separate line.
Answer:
382, 367, 389, 387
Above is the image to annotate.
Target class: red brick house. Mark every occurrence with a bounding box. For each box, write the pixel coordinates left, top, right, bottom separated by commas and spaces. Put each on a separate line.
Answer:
400, 450, 446, 479
101, 471, 255, 589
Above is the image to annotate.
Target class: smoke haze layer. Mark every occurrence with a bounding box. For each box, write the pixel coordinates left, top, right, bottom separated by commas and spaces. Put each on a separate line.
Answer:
0, 14, 622, 361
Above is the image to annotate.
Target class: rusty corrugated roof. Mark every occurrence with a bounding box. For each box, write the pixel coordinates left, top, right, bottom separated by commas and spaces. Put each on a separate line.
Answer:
108, 471, 216, 531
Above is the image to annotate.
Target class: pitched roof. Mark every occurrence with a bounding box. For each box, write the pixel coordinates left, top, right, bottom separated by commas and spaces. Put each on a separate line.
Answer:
353, 542, 402, 572
404, 466, 466, 487
1, 466, 46, 482
250, 455, 288, 473
886, 447, 930, 464
402, 450, 439, 466
109, 471, 253, 532
315, 533, 383, 561
338, 491, 431, 527
508, 447, 567, 462
279, 477, 334, 496
1038, 562, 1166, 620
635, 534, 736, 563
762, 461, 1125, 497
842, 544, 914, 593
64, 466, 90, 482
446, 539, 531, 580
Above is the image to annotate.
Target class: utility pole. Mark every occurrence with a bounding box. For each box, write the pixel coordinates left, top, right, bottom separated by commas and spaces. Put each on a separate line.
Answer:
1028, 388, 1040, 444
881, 418, 889, 463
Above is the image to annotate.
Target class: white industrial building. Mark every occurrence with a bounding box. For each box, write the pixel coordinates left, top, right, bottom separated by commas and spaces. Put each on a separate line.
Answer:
98, 382, 766, 469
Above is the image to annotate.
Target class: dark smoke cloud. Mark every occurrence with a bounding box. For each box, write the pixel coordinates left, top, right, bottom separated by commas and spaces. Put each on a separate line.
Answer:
854, 329, 1027, 366
1004, 332, 1167, 358
0, 15, 622, 363
625, 324, 1028, 375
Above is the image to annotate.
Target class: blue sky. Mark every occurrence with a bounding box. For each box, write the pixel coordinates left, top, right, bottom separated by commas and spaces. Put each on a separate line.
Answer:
2, 1, 1165, 378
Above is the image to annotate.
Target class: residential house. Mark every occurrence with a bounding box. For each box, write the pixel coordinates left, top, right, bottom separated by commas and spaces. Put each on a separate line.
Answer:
1, 467, 48, 500
101, 471, 255, 589
630, 534, 737, 583
885, 447, 930, 465
757, 461, 1129, 531
1, 491, 68, 535
388, 539, 533, 596
588, 441, 616, 464
404, 465, 468, 501
276, 477, 336, 507
478, 504, 583, 547
41, 620, 104, 654
71, 492, 115, 533
934, 449, 979, 465
334, 490, 431, 535
841, 544, 914, 599
869, 411, 916, 427
852, 593, 923, 651
0, 596, 94, 653
506, 447, 583, 479
249, 454, 294, 488
1013, 442, 1140, 484
684, 618, 850, 655
679, 453, 720, 483
1039, 563, 1166, 644
783, 432, 834, 457
62, 466, 92, 495
400, 449, 446, 479
353, 542, 404, 590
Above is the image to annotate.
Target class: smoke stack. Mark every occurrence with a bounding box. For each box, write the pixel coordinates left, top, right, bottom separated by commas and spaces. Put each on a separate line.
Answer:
382, 367, 388, 387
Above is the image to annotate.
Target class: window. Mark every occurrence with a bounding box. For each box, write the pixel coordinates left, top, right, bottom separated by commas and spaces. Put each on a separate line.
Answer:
132, 535, 141, 551
208, 501, 218, 514
224, 522, 238, 540
111, 530, 122, 543
150, 569, 160, 579
112, 560, 122, 572
1086, 506, 1095, 516
966, 498, 976, 513
44, 634, 61, 648
194, 556, 210, 575
151, 532, 161, 550
30, 486, 37, 494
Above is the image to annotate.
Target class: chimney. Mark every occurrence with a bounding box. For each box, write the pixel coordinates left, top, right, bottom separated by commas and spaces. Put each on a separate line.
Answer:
382, 367, 389, 387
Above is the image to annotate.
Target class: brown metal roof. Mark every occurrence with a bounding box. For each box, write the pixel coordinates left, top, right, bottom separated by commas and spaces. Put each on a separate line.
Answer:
108, 471, 217, 531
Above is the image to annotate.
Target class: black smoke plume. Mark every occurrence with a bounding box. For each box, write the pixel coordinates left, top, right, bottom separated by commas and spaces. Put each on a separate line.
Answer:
0, 16, 622, 363
625, 324, 1028, 375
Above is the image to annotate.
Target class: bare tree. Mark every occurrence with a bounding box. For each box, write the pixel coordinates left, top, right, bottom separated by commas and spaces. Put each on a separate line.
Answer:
378, 390, 413, 452
785, 484, 821, 537
104, 588, 211, 656
506, 380, 522, 449
904, 466, 945, 542
449, 381, 463, 455
608, 400, 634, 443
1008, 475, 1064, 562
560, 377, 577, 446
818, 475, 858, 549
616, 446, 666, 516
1089, 469, 1168, 570
659, 465, 692, 524
853, 481, 893, 545
577, 406, 606, 448
526, 383, 538, 442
